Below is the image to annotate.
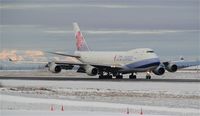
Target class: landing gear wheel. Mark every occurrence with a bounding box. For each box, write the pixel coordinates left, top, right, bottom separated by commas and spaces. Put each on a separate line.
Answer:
106, 75, 112, 79
99, 75, 104, 79
99, 75, 112, 79
146, 75, 151, 79
129, 74, 136, 79
116, 75, 123, 79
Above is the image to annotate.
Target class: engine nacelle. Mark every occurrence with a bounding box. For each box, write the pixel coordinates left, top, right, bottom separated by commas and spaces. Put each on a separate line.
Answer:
85, 66, 98, 76
48, 62, 61, 73
165, 63, 177, 72
153, 66, 165, 75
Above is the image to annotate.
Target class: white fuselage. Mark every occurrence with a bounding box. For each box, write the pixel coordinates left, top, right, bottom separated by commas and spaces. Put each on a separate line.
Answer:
75, 48, 161, 72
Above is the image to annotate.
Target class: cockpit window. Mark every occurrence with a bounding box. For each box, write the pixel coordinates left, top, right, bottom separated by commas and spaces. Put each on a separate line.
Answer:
147, 51, 154, 53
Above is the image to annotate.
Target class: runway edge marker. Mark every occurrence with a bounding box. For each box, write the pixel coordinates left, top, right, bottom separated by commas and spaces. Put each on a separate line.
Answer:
61, 105, 64, 111
126, 107, 129, 115
50, 105, 54, 111
140, 108, 143, 115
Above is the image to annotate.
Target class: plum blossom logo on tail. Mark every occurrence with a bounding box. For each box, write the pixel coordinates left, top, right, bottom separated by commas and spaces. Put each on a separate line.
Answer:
76, 31, 84, 50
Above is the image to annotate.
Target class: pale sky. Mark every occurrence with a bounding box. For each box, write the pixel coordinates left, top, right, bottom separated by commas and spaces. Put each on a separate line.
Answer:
0, 0, 199, 60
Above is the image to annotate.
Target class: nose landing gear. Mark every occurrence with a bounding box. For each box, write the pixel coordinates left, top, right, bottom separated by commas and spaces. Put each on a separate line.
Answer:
146, 72, 151, 79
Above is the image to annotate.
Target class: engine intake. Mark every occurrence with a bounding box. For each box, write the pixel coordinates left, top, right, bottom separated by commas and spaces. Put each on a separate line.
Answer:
166, 63, 177, 72
85, 66, 98, 76
48, 62, 61, 73
153, 66, 165, 75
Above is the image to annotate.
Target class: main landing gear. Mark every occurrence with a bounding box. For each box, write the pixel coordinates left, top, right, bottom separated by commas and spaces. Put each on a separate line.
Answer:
99, 75, 112, 79
116, 74, 123, 79
99, 74, 123, 79
99, 72, 112, 79
129, 73, 137, 79
98, 72, 151, 79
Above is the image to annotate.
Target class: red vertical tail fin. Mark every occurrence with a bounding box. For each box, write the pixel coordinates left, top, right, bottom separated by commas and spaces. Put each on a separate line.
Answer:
73, 22, 90, 51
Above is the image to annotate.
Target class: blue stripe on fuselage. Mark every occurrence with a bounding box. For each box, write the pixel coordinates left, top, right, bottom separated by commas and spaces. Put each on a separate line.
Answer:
125, 58, 160, 69
135, 62, 160, 68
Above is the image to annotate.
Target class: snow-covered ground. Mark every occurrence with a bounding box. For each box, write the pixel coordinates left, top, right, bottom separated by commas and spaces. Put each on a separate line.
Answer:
1, 110, 168, 116
0, 71, 200, 116
1, 94, 199, 116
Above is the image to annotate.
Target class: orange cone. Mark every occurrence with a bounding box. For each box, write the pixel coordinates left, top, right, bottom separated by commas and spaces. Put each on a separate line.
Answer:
61, 105, 64, 111
50, 105, 54, 111
126, 107, 129, 115
140, 108, 143, 115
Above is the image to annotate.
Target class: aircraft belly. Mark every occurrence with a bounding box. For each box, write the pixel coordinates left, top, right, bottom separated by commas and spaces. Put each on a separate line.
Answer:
121, 58, 160, 73
120, 66, 157, 73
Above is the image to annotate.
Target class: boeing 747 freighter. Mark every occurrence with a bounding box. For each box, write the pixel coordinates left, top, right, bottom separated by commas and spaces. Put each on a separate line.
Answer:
47, 23, 199, 79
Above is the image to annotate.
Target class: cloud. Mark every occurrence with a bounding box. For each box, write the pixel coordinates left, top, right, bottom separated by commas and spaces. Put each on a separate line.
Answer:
0, 25, 42, 33
0, 25, 39, 28
25, 50, 44, 57
0, 4, 129, 9
0, 50, 24, 61
0, 50, 46, 61
44, 29, 199, 35
0, 3, 174, 10
0, 50, 81, 63
44, 30, 72, 34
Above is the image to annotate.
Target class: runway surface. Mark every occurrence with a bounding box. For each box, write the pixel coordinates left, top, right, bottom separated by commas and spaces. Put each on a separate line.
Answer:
0, 76, 199, 82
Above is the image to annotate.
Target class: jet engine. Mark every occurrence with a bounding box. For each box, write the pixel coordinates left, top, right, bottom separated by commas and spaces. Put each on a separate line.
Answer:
48, 62, 61, 73
85, 66, 98, 76
165, 63, 177, 72
153, 66, 165, 75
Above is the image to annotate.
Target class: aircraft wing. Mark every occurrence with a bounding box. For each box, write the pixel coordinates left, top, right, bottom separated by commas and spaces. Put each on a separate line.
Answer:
53, 60, 123, 72
91, 63, 122, 70
48, 51, 123, 71
54, 61, 122, 68
92, 64, 123, 73
163, 60, 200, 69
54, 61, 85, 66
172, 60, 200, 69
47, 52, 80, 58
8, 57, 48, 64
